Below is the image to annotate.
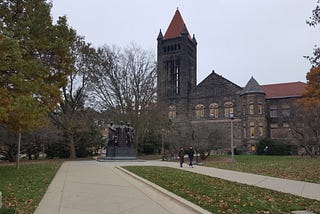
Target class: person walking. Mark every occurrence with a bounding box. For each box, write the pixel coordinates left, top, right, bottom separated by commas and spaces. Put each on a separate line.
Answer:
188, 146, 195, 168
178, 147, 184, 167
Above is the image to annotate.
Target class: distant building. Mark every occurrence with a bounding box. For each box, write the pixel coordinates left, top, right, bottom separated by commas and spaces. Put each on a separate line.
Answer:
157, 9, 306, 153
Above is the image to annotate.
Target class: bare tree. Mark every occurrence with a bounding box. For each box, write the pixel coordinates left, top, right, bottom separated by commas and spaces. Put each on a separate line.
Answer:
290, 101, 320, 157
50, 36, 96, 158
87, 43, 161, 149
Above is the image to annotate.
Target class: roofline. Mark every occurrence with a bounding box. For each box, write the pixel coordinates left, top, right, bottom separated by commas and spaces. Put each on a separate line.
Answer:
196, 71, 242, 90
240, 91, 266, 96
261, 81, 306, 87
266, 95, 303, 99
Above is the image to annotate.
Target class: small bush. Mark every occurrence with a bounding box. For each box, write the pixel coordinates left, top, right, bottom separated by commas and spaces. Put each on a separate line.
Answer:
142, 143, 156, 155
257, 139, 291, 155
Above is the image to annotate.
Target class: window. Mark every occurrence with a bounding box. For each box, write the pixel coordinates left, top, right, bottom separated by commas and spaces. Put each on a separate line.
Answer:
175, 64, 180, 95
250, 127, 255, 138
258, 105, 263, 114
224, 102, 234, 117
249, 104, 254, 114
270, 123, 278, 128
282, 109, 290, 117
283, 123, 290, 128
282, 105, 290, 117
270, 106, 277, 118
195, 104, 205, 118
259, 123, 264, 136
250, 122, 255, 138
168, 105, 176, 119
166, 60, 180, 96
209, 103, 219, 118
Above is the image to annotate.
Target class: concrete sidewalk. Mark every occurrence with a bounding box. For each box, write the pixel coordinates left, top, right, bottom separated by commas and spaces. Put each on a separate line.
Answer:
171, 162, 320, 201
35, 160, 320, 214
137, 160, 320, 201
34, 161, 209, 214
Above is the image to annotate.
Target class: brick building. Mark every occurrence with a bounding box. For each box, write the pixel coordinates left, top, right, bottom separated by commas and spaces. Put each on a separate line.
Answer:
157, 9, 306, 153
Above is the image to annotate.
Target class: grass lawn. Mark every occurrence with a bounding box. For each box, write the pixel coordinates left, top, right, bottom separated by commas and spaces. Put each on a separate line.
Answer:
0, 162, 62, 214
124, 166, 320, 214
203, 155, 320, 183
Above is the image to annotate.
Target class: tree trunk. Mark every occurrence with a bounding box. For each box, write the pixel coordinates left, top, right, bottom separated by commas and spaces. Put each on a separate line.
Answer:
16, 133, 21, 169
68, 132, 76, 159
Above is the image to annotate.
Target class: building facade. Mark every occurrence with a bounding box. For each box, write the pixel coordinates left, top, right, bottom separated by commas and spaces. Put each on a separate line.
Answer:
157, 9, 306, 153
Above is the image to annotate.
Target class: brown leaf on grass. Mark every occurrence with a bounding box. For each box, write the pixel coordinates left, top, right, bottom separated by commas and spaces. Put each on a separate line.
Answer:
266, 195, 275, 202
3, 196, 19, 208
24, 199, 33, 204
234, 198, 241, 203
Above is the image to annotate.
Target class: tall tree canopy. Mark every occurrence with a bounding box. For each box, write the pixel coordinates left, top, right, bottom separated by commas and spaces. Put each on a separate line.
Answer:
86, 43, 169, 151
50, 36, 98, 158
290, 1, 320, 157
87, 44, 157, 116
0, 0, 76, 132
306, 0, 320, 66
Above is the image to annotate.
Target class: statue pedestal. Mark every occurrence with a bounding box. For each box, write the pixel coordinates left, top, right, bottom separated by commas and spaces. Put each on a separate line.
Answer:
106, 146, 137, 160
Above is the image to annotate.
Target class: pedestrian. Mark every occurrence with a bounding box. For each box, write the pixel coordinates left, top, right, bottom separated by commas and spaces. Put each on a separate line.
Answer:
178, 147, 184, 167
188, 146, 194, 168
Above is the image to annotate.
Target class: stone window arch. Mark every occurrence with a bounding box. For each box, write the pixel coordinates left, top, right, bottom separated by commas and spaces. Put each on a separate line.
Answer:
224, 102, 234, 117
195, 104, 205, 118
209, 103, 219, 118
168, 105, 176, 119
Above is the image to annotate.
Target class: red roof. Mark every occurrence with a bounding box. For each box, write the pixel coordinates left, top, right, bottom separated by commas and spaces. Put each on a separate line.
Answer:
164, 9, 190, 39
261, 82, 306, 99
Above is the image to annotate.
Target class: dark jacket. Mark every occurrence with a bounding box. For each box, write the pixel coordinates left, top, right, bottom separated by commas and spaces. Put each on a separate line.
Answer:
178, 149, 184, 158
188, 148, 194, 158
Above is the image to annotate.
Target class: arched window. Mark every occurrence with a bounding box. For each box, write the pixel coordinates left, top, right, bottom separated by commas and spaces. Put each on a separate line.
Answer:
259, 123, 264, 137
195, 104, 204, 118
249, 103, 254, 114
168, 105, 176, 119
224, 102, 234, 117
209, 103, 219, 118
258, 104, 263, 114
250, 122, 255, 138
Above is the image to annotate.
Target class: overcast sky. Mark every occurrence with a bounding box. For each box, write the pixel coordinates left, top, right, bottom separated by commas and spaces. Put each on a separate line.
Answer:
51, 0, 319, 87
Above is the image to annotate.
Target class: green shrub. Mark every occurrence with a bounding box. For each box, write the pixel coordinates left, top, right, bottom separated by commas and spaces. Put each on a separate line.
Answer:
257, 139, 291, 155
142, 143, 156, 154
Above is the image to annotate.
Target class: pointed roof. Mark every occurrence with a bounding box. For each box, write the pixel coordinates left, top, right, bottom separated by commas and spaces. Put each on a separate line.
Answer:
261, 82, 306, 99
241, 77, 265, 95
164, 9, 191, 39
157, 29, 163, 40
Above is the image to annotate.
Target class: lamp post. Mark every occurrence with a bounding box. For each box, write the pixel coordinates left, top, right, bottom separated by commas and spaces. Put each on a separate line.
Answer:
230, 112, 234, 160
